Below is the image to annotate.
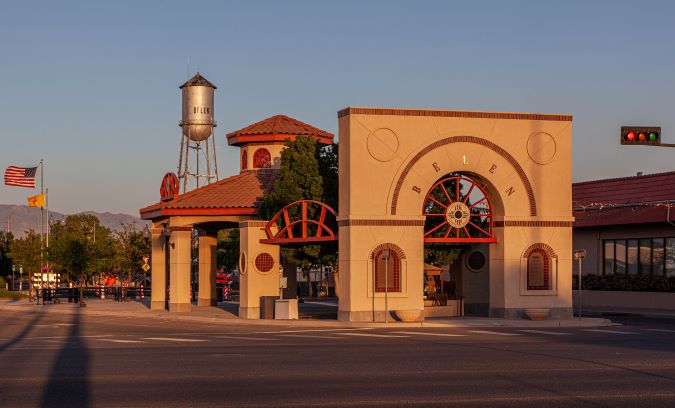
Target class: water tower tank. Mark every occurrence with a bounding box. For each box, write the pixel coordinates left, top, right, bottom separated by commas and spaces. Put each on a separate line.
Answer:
179, 73, 217, 142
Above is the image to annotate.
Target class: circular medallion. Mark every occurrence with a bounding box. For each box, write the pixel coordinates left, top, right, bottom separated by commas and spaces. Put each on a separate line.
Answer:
527, 132, 557, 165
466, 250, 487, 273
367, 128, 399, 162
445, 201, 471, 229
255, 253, 275, 273
239, 252, 247, 275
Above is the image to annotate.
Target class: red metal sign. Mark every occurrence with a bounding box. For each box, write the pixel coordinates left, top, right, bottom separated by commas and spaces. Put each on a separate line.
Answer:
160, 172, 179, 201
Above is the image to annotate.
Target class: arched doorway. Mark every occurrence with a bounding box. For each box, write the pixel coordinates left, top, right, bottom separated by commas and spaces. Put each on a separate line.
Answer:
422, 173, 496, 316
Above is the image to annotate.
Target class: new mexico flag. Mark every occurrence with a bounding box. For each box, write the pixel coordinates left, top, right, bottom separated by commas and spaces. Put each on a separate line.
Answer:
27, 193, 45, 207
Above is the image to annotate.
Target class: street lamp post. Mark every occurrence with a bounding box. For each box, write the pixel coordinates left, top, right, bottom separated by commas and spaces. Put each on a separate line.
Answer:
381, 249, 390, 324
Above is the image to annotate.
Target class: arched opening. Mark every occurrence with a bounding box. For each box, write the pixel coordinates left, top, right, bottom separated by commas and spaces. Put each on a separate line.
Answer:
422, 172, 497, 316
253, 148, 272, 168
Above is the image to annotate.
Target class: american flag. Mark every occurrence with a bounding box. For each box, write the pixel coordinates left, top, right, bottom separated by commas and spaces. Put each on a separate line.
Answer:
4, 166, 38, 188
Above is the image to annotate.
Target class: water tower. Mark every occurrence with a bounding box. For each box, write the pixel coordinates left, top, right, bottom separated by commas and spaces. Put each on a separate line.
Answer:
177, 73, 218, 193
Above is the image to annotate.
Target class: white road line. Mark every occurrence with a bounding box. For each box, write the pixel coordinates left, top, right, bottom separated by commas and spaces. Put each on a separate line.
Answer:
254, 328, 373, 334
216, 335, 279, 341
468, 330, 522, 336
142, 337, 207, 342
519, 330, 571, 336
336, 332, 409, 338
584, 329, 636, 335
644, 329, 675, 333
99, 339, 144, 344
27, 334, 113, 340
279, 334, 344, 339
389, 331, 467, 337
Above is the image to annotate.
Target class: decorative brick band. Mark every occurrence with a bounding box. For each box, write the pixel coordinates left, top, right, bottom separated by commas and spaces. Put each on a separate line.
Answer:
239, 220, 267, 227
338, 219, 425, 227
169, 226, 192, 232
494, 220, 573, 228
369, 242, 407, 259
391, 136, 537, 216
338, 107, 572, 122
522, 243, 558, 259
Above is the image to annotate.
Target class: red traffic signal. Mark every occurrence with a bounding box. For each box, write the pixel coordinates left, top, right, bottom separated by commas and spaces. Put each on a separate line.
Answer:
621, 126, 660, 145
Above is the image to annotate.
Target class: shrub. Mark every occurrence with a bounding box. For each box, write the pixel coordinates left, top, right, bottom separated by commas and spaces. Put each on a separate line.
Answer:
573, 274, 675, 292
0, 289, 29, 300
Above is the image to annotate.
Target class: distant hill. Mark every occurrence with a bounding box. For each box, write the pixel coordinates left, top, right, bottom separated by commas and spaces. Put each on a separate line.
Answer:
0, 204, 149, 238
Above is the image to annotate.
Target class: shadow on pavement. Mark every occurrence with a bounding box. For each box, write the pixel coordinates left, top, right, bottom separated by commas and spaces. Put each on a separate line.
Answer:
39, 309, 90, 408
0, 309, 44, 352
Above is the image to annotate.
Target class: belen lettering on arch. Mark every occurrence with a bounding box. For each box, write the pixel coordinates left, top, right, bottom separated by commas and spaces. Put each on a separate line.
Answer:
411, 162, 515, 197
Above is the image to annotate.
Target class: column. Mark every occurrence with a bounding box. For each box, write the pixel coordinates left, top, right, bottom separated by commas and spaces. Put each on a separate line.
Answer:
197, 234, 217, 307
169, 227, 192, 312
150, 226, 166, 311
239, 221, 280, 319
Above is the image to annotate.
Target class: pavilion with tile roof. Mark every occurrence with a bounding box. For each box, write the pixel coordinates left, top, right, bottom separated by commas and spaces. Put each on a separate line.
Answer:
140, 114, 333, 314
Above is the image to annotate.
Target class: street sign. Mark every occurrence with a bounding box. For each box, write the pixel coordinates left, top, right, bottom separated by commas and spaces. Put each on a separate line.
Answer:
142, 264, 151, 272
573, 249, 586, 260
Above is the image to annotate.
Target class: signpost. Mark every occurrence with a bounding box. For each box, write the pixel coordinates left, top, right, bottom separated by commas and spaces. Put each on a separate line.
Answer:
573, 249, 586, 320
381, 249, 390, 323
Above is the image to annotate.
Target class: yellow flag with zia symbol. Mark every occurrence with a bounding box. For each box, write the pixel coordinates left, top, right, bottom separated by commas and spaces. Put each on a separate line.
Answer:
27, 193, 46, 207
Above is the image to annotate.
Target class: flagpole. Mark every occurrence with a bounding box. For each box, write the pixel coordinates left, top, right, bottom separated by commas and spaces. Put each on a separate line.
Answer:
40, 159, 44, 304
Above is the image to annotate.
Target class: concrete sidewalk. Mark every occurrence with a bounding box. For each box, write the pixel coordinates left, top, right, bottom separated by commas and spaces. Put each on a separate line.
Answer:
0, 298, 614, 328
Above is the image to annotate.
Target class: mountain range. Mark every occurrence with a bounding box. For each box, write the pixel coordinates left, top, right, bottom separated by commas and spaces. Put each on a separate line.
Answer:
0, 204, 149, 238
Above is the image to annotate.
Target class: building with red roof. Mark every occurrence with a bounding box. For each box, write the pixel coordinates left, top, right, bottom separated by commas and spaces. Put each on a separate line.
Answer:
573, 171, 675, 278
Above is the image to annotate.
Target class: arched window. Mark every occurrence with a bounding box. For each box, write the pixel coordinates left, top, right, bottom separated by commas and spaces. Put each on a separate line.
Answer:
241, 150, 247, 170
371, 245, 403, 293
253, 148, 272, 168
527, 248, 550, 290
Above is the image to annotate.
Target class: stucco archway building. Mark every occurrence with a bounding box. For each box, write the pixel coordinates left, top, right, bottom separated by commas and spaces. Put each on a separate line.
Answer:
141, 107, 574, 321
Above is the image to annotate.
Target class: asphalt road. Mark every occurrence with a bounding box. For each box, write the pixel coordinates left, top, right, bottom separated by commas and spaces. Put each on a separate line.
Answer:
1, 308, 675, 408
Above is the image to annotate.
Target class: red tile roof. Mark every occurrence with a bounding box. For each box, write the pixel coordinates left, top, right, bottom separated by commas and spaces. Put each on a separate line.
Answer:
227, 114, 334, 146
140, 170, 277, 220
573, 171, 675, 227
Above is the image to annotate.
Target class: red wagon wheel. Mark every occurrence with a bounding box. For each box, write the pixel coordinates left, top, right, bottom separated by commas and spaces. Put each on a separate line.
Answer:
422, 175, 496, 243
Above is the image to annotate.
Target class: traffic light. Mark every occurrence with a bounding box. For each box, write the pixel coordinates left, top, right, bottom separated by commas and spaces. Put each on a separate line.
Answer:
621, 126, 661, 145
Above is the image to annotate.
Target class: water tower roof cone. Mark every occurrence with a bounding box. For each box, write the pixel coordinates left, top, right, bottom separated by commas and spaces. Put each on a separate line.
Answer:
180, 72, 217, 89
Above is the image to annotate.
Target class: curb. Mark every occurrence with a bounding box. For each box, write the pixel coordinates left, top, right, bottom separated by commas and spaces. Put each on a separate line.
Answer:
0, 302, 613, 328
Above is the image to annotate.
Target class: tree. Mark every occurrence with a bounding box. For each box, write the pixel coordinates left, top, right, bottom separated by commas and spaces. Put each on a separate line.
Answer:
8, 230, 43, 297
0, 231, 14, 285
48, 214, 116, 305
217, 228, 240, 273
114, 224, 150, 284
258, 135, 339, 297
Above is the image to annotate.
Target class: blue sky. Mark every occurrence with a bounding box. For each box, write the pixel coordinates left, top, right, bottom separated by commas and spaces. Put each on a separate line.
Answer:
1, 0, 674, 216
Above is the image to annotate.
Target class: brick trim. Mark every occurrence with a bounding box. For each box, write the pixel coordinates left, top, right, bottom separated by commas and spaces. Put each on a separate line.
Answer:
338, 107, 572, 122
391, 136, 537, 216
338, 219, 425, 227
369, 242, 407, 259
522, 242, 558, 259
494, 220, 573, 228
239, 220, 268, 228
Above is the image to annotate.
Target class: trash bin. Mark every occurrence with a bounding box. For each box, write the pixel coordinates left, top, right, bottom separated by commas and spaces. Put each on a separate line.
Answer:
216, 285, 224, 303
260, 296, 278, 319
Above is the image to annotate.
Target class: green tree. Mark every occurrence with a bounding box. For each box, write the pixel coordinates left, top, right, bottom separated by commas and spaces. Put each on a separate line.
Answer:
217, 228, 240, 273
8, 230, 44, 298
0, 231, 15, 285
48, 214, 117, 304
424, 244, 464, 267
114, 224, 151, 284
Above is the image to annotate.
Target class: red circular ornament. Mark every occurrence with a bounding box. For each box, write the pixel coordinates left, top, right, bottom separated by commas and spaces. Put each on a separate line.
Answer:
255, 253, 274, 272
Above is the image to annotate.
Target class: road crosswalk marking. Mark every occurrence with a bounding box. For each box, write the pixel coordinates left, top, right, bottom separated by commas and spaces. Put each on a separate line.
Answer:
143, 337, 207, 342
389, 331, 466, 337
584, 329, 636, 335
279, 334, 343, 339
255, 328, 372, 334
99, 339, 144, 343
336, 332, 409, 338
518, 330, 571, 336
468, 330, 522, 336
644, 329, 675, 333
216, 335, 279, 341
